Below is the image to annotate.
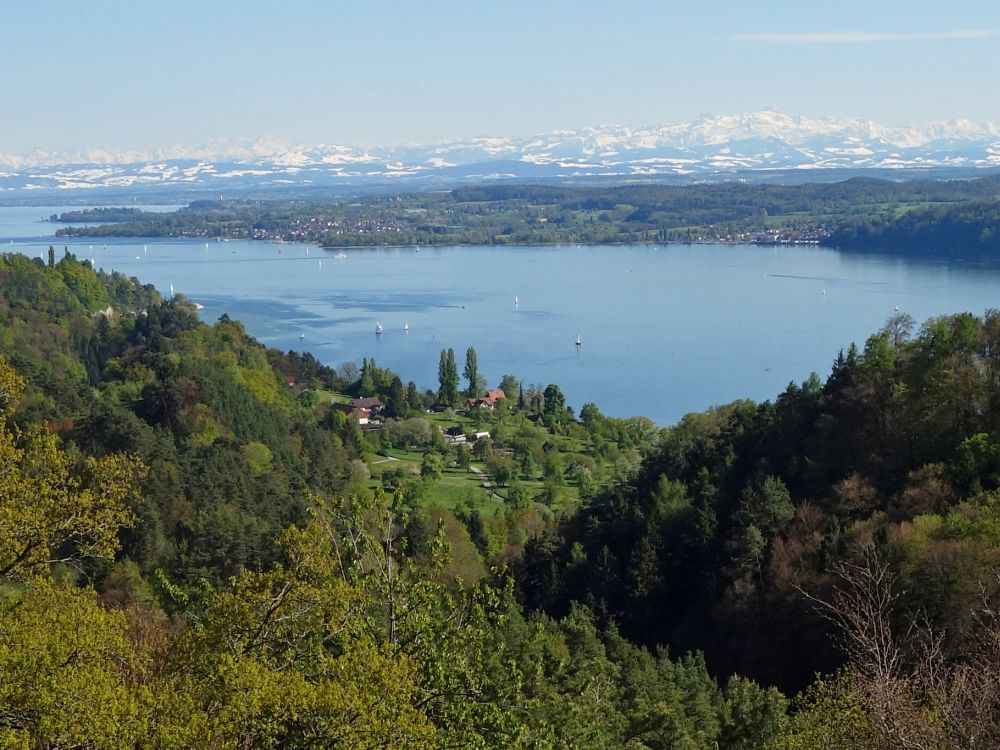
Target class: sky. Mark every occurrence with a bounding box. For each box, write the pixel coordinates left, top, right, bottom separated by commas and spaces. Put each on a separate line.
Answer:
2, 0, 999, 155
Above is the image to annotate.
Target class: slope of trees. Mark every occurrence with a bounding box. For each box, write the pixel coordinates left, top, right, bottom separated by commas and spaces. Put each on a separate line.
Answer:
0, 256, 790, 748
519, 310, 1000, 701
0, 251, 360, 585
6, 253, 1000, 747
830, 196, 1000, 252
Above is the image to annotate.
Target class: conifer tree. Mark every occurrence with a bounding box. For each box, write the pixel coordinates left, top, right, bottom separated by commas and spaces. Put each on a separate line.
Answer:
437, 348, 459, 406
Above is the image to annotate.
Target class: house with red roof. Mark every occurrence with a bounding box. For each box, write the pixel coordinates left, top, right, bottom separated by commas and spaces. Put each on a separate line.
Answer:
466, 389, 507, 410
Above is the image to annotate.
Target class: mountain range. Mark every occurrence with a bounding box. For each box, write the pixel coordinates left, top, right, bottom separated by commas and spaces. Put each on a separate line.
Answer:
3, 110, 1000, 196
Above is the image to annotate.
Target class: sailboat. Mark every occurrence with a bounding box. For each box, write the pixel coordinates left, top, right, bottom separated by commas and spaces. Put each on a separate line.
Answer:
514, 296, 519, 306
576, 333, 582, 347
375, 322, 383, 335
299, 332, 305, 341
403, 323, 409, 332
169, 283, 174, 298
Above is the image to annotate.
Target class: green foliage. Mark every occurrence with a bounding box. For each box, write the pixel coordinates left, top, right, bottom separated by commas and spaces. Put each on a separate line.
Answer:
0, 581, 150, 747
464, 346, 481, 398
0, 260, 358, 586
421, 450, 444, 480
12, 247, 1000, 748
52, 176, 1000, 253
0, 354, 146, 581
520, 309, 1000, 692
768, 673, 880, 750
437, 348, 459, 406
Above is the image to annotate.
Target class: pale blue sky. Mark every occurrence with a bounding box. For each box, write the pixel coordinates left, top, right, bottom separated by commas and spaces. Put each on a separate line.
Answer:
2, 0, 999, 153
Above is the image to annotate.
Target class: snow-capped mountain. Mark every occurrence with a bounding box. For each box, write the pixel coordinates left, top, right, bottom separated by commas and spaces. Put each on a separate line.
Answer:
2, 110, 1000, 194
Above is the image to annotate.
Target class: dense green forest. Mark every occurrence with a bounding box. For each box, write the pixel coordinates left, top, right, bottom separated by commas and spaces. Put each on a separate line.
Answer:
3, 251, 1000, 747
54, 174, 1000, 251
829, 195, 1000, 252
52, 207, 146, 223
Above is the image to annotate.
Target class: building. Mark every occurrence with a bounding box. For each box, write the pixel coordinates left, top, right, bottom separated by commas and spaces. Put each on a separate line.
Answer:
331, 401, 373, 425
441, 425, 467, 444
466, 389, 507, 410
349, 397, 384, 416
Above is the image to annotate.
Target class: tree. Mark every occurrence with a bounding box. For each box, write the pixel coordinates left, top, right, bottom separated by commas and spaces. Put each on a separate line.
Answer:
789, 546, 1000, 750
579, 402, 604, 432
161, 506, 438, 749
437, 349, 459, 406
359, 358, 377, 396
506, 478, 529, 509
421, 451, 444, 481
0, 357, 146, 581
386, 375, 407, 418
881, 312, 915, 347
739, 476, 795, 538
406, 381, 423, 413
543, 384, 566, 424
464, 347, 482, 399
280, 490, 525, 747
487, 455, 516, 487
498, 374, 520, 401
0, 581, 151, 747
337, 361, 359, 383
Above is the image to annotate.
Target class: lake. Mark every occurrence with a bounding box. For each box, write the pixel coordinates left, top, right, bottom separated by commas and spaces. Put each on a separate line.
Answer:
4, 204, 1000, 425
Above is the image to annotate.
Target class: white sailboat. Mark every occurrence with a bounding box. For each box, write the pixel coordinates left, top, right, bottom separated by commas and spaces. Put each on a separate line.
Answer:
169, 283, 174, 298
403, 323, 409, 332
576, 333, 582, 347
375, 322, 383, 335
299, 332, 305, 341
514, 296, 519, 306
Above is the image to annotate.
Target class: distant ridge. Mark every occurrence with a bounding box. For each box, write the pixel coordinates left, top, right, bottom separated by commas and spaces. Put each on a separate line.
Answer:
3, 110, 1000, 194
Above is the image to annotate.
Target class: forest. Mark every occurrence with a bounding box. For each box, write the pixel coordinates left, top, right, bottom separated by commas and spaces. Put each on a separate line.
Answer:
3, 250, 1000, 748
52, 173, 1000, 252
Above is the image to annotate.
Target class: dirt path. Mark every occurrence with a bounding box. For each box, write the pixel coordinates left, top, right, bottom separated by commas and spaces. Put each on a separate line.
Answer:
469, 465, 496, 495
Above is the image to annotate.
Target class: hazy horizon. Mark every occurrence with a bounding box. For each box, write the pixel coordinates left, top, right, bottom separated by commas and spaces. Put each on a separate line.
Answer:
3, 1, 998, 155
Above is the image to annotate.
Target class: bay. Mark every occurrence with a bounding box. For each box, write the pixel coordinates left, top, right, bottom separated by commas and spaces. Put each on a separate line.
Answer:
3, 204, 1000, 425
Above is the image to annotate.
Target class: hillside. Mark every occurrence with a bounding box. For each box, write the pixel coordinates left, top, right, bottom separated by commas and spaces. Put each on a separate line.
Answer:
2, 254, 1000, 748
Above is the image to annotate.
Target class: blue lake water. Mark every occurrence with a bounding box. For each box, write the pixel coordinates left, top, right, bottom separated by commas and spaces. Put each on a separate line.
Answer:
3, 204, 1000, 425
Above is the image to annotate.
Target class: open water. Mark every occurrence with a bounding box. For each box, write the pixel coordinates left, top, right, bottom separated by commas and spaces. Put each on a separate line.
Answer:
3, 204, 1000, 424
